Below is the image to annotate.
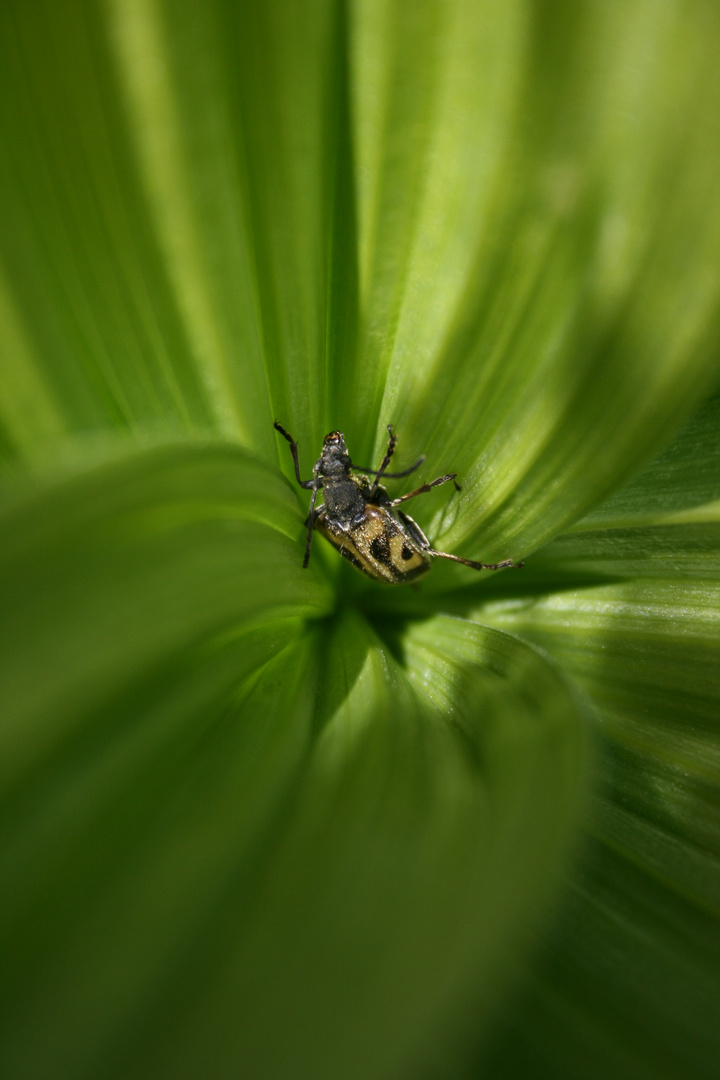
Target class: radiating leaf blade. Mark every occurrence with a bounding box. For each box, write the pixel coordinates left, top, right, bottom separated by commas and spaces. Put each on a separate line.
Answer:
344, 0, 720, 566
0, 443, 331, 786
477, 576, 720, 1079
0, 593, 587, 1078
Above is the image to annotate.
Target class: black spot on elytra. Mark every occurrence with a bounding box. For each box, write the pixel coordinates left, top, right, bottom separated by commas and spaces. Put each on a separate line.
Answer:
370, 535, 391, 564
401, 545, 414, 561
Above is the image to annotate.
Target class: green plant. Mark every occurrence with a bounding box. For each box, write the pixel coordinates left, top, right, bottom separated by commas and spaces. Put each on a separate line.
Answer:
1, 2, 719, 1078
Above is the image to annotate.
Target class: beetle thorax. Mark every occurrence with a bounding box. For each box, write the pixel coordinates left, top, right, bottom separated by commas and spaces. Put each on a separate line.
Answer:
320, 472, 367, 523
317, 431, 366, 522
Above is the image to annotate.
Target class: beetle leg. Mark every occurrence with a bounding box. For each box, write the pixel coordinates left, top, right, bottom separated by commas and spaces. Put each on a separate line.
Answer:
354, 425, 425, 487
427, 550, 524, 570
274, 421, 315, 489
389, 473, 461, 505
398, 510, 522, 570
302, 464, 323, 568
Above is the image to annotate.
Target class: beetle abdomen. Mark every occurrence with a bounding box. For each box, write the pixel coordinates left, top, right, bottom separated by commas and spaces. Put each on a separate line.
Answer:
316, 505, 430, 584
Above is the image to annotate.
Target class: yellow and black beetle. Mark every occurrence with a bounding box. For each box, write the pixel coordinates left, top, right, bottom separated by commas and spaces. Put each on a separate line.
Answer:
274, 421, 523, 583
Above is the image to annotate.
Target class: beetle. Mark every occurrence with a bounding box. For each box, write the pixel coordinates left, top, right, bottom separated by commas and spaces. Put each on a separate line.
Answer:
273, 420, 523, 583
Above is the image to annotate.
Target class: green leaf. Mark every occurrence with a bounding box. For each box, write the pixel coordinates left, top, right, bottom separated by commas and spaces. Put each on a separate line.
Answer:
0, 553, 587, 1078
1, 2, 220, 446
4, 0, 720, 570
573, 389, 720, 529
345, 0, 720, 564
526, 521, 720, 582
0, 443, 331, 785
0, 0, 351, 459
108, 0, 357, 455
0, 634, 321, 1080
2, 2, 720, 1078
477, 576, 720, 1079
520, 388, 720, 581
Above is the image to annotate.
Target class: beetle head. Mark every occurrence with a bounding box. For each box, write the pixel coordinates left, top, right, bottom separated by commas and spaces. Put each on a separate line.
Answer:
319, 430, 351, 476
